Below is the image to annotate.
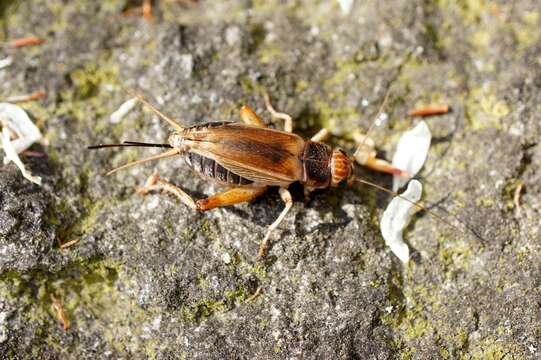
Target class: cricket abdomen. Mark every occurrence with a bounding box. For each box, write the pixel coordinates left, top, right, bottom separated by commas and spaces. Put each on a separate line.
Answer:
184, 151, 254, 186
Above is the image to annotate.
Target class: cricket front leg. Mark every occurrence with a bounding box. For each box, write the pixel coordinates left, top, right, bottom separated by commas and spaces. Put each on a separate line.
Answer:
353, 133, 408, 177
259, 187, 293, 259
240, 105, 267, 127
136, 173, 199, 210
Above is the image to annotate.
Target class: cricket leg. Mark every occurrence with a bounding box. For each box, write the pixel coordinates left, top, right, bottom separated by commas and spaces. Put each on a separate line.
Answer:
263, 91, 293, 133
311, 128, 331, 142
259, 187, 293, 258
136, 173, 198, 210
240, 105, 267, 127
353, 134, 408, 177
197, 186, 267, 211
138, 173, 267, 211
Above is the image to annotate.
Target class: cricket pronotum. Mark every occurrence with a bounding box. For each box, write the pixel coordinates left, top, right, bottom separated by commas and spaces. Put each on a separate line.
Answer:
89, 89, 470, 258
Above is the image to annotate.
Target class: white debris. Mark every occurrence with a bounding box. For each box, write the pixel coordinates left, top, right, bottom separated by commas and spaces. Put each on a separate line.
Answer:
222, 252, 232, 264
2, 127, 42, 185
337, 0, 354, 15
0, 103, 43, 185
392, 121, 431, 191
0, 103, 42, 153
0, 311, 8, 343
380, 179, 423, 263
0, 57, 13, 70
110, 97, 138, 124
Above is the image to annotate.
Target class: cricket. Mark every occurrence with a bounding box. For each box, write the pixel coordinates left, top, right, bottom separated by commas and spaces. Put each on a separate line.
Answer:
89, 89, 461, 258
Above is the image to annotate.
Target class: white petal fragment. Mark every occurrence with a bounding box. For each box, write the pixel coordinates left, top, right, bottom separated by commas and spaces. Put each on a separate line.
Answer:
337, 0, 354, 15
110, 97, 138, 124
380, 179, 423, 263
0, 57, 13, 70
392, 121, 431, 192
0, 102, 42, 153
2, 127, 42, 185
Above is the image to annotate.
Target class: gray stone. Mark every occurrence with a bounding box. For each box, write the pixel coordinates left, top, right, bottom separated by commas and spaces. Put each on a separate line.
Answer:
0, 0, 539, 358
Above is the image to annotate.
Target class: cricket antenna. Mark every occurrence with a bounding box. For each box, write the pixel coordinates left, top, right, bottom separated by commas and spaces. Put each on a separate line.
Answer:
119, 84, 185, 131
87, 141, 179, 175
105, 148, 180, 176
352, 176, 486, 242
88, 141, 173, 150
353, 85, 392, 160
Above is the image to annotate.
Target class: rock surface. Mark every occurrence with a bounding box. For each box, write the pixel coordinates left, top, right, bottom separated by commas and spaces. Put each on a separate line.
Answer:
0, 0, 540, 358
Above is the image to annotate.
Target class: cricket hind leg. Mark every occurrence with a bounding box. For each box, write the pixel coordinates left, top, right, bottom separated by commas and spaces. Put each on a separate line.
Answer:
136, 173, 267, 211
263, 91, 293, 133
197, 186, 267, 211
240, 105, 267, 127
258, 187, 293, 259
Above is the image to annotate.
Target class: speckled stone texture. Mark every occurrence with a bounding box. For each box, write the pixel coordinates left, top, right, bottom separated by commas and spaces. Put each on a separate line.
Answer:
0, 1, 540, 359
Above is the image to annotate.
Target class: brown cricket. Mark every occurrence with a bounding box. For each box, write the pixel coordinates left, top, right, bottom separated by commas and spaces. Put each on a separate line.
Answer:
89, 91, 429, 258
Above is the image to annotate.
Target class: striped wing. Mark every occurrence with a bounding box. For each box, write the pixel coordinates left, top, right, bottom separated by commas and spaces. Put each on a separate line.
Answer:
182, 123, 305, 186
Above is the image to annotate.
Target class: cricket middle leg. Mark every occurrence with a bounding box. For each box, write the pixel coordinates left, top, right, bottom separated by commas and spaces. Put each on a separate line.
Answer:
259, 187, 293, 258
263, 91, 293, 133
240, 105, 267, 128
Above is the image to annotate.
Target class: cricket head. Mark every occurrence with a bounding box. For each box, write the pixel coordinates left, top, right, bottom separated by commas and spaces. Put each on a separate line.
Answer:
330, 148, 353, 187
168, 131, 186, 149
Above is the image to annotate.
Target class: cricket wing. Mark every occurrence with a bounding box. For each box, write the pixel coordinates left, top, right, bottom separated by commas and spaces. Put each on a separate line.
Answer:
185, 123, 305, 185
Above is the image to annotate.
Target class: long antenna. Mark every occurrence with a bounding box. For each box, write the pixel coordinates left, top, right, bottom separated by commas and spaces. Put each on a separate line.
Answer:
353, 176, 485, 241
105, 148, 180, 176
353, 86, 392, 159
119, 85, 185, 131
88, 141, 173, 150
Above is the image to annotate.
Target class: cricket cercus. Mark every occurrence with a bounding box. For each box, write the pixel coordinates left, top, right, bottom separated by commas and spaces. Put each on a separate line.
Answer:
89, 90, 411, 258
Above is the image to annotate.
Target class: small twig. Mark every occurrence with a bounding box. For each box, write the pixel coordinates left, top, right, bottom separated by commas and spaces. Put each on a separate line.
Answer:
409, 105, 449, 117
50, 293, 70, 331
164, 0, 199, 6
122, 7, 144, 17
9, 36, 43, 48
5, 91, 47, 103
513, 181, 524, 217
58, 238, 80, 250
21, 150, 47, 158
245, 287, 262, 303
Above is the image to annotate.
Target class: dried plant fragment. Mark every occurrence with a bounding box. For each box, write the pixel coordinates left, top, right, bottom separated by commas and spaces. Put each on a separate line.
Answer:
50, 294, 70, 331
9, 36, 43, 48
58, 238, 80, 249
409, 105, 449, 117
5, 91, 47, 103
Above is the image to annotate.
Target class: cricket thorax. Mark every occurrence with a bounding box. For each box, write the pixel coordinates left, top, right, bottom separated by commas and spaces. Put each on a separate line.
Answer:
301, 141, 333, 188
184, 151, 254, 186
